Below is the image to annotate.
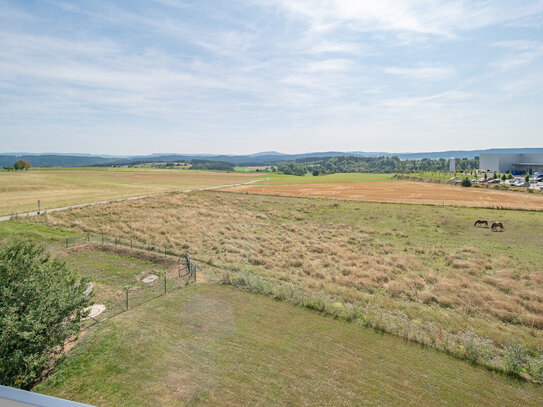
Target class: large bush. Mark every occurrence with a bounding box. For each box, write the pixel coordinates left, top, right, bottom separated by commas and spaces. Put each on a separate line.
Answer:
13, 160, 32, 170
0, 241, 91, 389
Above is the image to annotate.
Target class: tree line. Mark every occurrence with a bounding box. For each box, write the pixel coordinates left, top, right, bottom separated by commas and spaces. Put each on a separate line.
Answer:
277, 156, 479, 176
190, 159, 235, 171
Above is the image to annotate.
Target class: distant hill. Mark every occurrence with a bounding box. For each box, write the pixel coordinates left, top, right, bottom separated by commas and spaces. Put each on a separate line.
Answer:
1, 148, 542, 168
0, 154, 118, 168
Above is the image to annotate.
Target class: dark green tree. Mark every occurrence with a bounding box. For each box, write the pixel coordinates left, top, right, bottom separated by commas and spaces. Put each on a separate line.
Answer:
0, 241, 91, 389
13, 160, 32, 170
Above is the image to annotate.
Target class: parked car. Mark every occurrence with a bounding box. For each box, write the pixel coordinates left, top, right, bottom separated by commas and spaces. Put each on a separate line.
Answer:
449, 177, 460, 181
487, 179, 501, 184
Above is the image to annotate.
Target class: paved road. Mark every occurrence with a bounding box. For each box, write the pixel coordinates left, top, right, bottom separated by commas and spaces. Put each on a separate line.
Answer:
0, 179, 264, 222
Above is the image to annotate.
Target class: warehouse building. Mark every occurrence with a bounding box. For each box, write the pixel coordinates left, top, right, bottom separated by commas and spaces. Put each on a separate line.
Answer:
479, 153, 543, 174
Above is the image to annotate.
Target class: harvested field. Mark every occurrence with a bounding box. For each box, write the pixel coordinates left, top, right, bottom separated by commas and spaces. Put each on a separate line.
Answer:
0, 167, 262, 216
224, 181, 543, 210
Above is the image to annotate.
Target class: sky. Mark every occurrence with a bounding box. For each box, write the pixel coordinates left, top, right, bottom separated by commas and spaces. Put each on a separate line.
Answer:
0, 0, 542, 155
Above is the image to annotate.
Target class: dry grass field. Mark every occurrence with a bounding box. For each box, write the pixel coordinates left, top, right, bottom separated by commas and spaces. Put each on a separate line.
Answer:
225, 181, 543, 210
28, 190, 543, 354
0, 167, 261, 216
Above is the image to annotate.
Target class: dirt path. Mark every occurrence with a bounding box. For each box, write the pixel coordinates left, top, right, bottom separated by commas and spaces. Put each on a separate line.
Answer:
0, 179, 263, 222
224, 181, 543, 210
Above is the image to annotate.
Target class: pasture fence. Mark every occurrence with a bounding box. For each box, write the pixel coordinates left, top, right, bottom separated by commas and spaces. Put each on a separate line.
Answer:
62, 232, 189, 258
57, 232, 198, 328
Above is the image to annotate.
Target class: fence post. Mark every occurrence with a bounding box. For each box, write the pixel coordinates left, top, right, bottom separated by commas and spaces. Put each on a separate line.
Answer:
164, 272, 167, 294
87, 232, 90, 242
125, 286, 129, 310
101, 233, 104, 244
65, 238, 68, 248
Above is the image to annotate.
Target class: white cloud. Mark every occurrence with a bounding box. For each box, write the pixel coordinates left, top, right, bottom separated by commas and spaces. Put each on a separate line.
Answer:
491, 40, 543, 70
384, 66, 453, 80
306, 58, 352, 72
262, 0, 543, 37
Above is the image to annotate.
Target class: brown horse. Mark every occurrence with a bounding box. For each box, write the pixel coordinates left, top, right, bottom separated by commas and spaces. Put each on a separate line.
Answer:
491, 221, 504, 232
474, 219, 488, 228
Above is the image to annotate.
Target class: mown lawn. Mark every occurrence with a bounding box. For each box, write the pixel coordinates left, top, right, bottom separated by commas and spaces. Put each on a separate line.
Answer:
35, 284, 542, 406
59, 249, 172, 321
259, 171, 452, 185
62, 250, 168, 291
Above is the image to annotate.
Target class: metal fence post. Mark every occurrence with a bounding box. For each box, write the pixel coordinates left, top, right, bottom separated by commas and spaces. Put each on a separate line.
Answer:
101, 233, 104, 244
164, 272, 167, 294
87, 232, 90, 242
65, 238, 68, 248
125, 286, 129, 310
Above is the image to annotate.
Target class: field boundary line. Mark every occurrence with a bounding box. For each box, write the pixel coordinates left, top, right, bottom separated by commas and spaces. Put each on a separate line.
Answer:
0, 178, 264, 222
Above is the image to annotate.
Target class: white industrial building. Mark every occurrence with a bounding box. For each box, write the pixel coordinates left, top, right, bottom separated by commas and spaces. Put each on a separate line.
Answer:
479, 153, 543, 174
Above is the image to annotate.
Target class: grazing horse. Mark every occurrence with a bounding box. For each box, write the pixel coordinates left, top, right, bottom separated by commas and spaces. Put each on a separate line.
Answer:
491, 221, 504, 232
474, 219, 488, 228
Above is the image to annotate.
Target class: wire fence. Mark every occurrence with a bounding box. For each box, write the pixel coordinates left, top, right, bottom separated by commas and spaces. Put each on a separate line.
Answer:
55, 232, 198, 329
62, 232, 189, 258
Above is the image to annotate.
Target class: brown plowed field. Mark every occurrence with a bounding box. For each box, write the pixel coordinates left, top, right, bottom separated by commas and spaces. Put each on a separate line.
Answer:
224, 181, 543, 210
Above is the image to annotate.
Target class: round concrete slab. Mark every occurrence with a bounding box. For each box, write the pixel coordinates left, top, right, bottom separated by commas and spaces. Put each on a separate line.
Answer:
143, 274, 159, 283
84, 304, 106, 319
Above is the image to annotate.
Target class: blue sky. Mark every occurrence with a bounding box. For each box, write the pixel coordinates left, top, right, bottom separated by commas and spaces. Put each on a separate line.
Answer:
1, 0, 542, 154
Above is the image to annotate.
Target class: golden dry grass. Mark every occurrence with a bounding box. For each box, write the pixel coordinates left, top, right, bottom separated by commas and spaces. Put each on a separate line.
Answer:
31, 190, 543, 349
0, 168, 261, 215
